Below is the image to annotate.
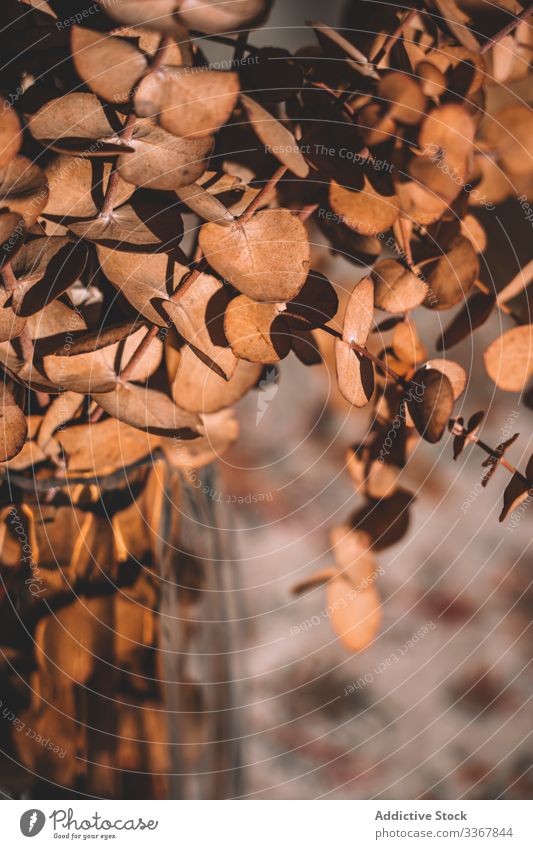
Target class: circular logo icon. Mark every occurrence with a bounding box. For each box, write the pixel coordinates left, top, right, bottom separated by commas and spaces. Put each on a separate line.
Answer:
20, 810, 46, 837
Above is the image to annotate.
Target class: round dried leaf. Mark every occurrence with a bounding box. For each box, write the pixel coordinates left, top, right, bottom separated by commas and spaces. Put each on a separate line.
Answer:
484, 325, 533, 392
408, 367, 454, 443
241, 94, 309, 178
28, 93, 126, 155
373, 259, 428, 313
118, 119, 213, 189
392, 320, 427, 365
43, 156, 134, 219
425, 358, 467, 399
329, 178, 399, 236
224, 295, 291, 363
93, 383, 200, 437
43, 325, 163, 393
178, 0, 269, 33
172, 345, 262, 413
97, 246, 188, 325
342, 275, 374, 344
378, 71, 426, 125
327, 580, 381, 652
199, 209, 310, 302
160, 272, 237, 379
330, 525, 376, 584
0, 287, 26, 343
11, 237, 88, 316
335, 339, 375, 407
0, 156, 48, 226
157, 69, 240, 139
0, 97, 22, 168
57, 416, 160, 474
423, 236, 479, 310
286, 271, 338, 330
176, 182, 234, 225
99, 0, 185, 34
71, 27, 148, 104
0, 384, 27, 462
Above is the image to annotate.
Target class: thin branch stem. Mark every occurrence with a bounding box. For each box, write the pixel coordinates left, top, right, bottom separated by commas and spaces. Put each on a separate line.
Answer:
371, 9, 418, 65
100, 34, 174, 217
238, 165, 288, 225
118, 324, 160, 383
480, 3, 533, 54
313, 322, 410, 387
450, 419, 532, 486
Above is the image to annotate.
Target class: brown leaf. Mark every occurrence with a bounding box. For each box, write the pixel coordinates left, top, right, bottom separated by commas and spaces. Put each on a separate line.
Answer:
335, 339, 375, 407
71, 27, 148, 104
425, 358, 467, 400
93, 383, 200, 437
437, 290, 495, 350
199, 209, 310, 302
176, 182, 234, 225
328, 579, 381, 652
224, 295, 291, 363
373, 260, 428, 313
171, 345, 261, 413
0, 211, 26, 266
0, 383, 27, 461
178, 0, 269, 33
28, 93, 128, 155
99, 0, 186, 35
0, 97, 22, 168
138, 68, 239, 139
240, 95, 309, 178
57, 416, 160, 473
392, 320, 427, 365
290, 328, 322, 365
343, 275, 374, 344
11, 237, 88, 316
423, 236, 479, 310
350, 489, 413, 550
97, 246, 188, 325
484, 325, 533, 392
37, 391, 83, 451
285, 271, 338, 331
69, 199, 183, 251
43, 156, 134, 219
483, 105, 533, 178
118, 119, 213, 190
499, 473, 531, 522
308, 20, 378, 78
43, 324, 163, 393
330, 526, 377, 584
329, 178, 399, 236
159, 272, 237, 379
0, 156, 48, 226
408, 367, 454, 443
0, 286, 26, 343
161, 408, 239, 469
378, 71, 426, 125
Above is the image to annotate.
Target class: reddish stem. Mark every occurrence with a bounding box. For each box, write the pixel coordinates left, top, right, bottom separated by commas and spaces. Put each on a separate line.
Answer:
371, 9, 418, 65
480, 4, 533, 53
238, 165, 288, 225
